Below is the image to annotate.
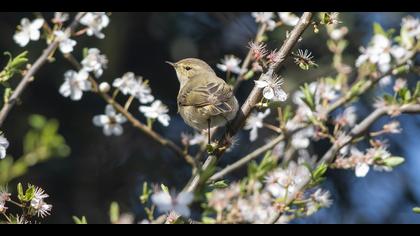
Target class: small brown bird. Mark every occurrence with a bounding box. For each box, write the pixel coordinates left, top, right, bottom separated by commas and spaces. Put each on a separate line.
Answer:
167, 58, 239, 144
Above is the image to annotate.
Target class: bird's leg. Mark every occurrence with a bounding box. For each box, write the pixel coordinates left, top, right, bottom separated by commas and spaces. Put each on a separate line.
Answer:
207, 119, 211, 145
206, 119, 215, 154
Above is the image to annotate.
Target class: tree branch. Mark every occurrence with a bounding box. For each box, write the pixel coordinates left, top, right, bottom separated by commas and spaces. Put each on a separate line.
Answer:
209, 135, 284, 182
319, 103, 420, 164
0, 12, 86, 127
184, 12, 314, 192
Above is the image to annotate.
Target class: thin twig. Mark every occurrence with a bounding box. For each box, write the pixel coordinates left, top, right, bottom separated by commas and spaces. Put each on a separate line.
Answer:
0, 12, 86, 127
209, 135, 284, 181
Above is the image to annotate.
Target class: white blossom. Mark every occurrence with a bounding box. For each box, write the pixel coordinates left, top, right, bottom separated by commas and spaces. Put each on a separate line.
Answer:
80, 12, 110, 39
54, 30, 76, 54
329, 26, 348, 41
291, 127, 314, 149
264, 161, 311, 201
355, 162, 370, 177
393, 78, 407, 93
307, 189, 333, 215
0, 187, 10, 214
13, 18, 44, 47
52, 12, 69, 24
81, 48, 108, 78
216, 55, 243, 74
59, 70, 92, 101
278, 12, 299, 26
0, 135, 9, 159
251, 12, 276, 30
151, 191, 193, 218
113, 72, 154, 103
355, 34, 403, 76
334, 106, 357, 127
237, 192, 275, 223
243, 109, 270, 142
93, 105, 127, 136
30, 186, 52, 218
139, 100, 170, 126
254, 74, 287, 101
401, 16, 420, 48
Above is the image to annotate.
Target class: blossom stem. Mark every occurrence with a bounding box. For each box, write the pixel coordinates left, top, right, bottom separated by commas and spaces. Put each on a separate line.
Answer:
124, 95, 135, 111
263, 123, 281, 133
2, 212, 11, 222
8, 199, 24, 208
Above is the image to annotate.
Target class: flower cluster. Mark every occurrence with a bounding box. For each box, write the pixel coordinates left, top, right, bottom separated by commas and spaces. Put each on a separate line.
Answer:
333, 140, 404, 177
0, 184, 52, 224
356, 16, 420, 86
205, 161, 332, 223
251, 12, 300, 31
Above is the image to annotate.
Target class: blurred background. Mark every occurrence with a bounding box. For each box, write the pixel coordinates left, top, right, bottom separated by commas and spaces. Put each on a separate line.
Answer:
0, 12, 419, 223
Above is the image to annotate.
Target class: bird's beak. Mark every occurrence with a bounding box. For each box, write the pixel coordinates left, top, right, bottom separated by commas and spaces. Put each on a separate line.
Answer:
165, 61, 176, 67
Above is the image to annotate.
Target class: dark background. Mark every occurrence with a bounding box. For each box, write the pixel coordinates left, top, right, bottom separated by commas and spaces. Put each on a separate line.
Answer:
1, 12, 420, 223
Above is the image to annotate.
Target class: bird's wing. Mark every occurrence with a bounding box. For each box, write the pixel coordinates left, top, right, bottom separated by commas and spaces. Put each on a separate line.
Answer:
178, 79, 234, 116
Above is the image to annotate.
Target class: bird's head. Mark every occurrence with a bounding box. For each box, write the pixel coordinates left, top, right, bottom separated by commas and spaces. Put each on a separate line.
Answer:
166, 58, 215, 86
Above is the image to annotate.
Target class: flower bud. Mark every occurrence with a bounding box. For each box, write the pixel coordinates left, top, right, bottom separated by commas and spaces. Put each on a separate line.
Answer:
99, 82, 110, 93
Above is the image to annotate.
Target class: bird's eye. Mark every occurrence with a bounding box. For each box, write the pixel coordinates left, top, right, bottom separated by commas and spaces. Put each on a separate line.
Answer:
185, 66, 192, 71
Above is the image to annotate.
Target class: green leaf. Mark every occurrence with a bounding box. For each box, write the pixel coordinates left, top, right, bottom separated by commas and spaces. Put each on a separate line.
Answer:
243, 70, 254, 80
3, 87, 12, 104
202, 216, 217, 224
383, 156, 405, 167
140, 182, 152, 204
25, 184, 35, 201
209, 180, 228, 189
17, 182, 24, 201
160, 184, 169, 193
83, 48, 89, 58
28, 114, 47, 130
413, 207, 420, 214
312, 163, 328, 180
109, 202, 120, 224
0, 51, 28, 83
73, 216, 88, 224
300, 83, 315, 111
373, 23, 386, 36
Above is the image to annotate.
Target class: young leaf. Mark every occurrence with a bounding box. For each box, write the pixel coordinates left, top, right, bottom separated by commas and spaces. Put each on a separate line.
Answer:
73, 216, 88, 224
383, 156, 405, 167
160, 184, 169, 193
109, 202, 120, 224
373, 23, 386, 36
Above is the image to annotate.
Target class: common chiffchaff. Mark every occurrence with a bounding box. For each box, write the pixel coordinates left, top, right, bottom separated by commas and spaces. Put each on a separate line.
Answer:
167, 58, 239, 143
